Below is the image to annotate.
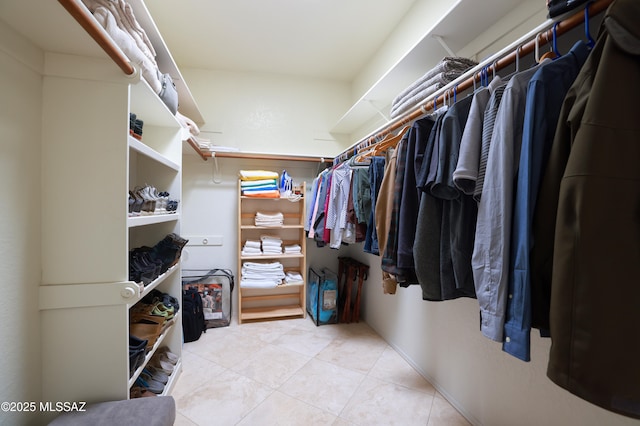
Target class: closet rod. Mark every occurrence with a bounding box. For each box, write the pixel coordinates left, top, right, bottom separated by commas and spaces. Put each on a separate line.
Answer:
192, 143, 332, 164
58, 0, 135, 75
336, 0, 613, 162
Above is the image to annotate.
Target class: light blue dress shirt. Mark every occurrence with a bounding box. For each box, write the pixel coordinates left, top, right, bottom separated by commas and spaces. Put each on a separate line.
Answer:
503, 41, 590, 361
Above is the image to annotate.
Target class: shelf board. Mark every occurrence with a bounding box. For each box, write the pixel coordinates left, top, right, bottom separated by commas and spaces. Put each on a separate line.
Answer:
240, 196, 305, 201
240, 253, 304, 260
128, 213, 179, 228
129, 136, 180, 171
331, 0, 534, 136
239, 305, 305, 322
240, 225, 304, 230
240, 281, 305, 291
161, 359, 182, 396
135, 263, 180, 305
128, 0, 205, 125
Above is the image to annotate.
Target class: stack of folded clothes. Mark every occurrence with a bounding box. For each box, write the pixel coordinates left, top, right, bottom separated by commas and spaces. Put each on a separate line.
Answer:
284, 244, 302, 255
255, 211, 284, 227
261, 235, 283, 255
284, 271, 304, 285
390, 56, 478, 118
241, 239, 262, 256
240, 261, 285, 288
239, 170, 280, 198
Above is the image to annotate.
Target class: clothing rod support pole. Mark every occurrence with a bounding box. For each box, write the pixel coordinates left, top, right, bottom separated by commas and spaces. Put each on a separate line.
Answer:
58, 0, 135, 75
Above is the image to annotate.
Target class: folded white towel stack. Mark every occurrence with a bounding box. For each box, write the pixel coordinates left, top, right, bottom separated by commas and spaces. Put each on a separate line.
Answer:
284, 271, 304, 285
255, 211, 284, 227
241, 239, 262, 256
261, 235, 283, 254
240, 261, 285, 288
284, 244, 302, 255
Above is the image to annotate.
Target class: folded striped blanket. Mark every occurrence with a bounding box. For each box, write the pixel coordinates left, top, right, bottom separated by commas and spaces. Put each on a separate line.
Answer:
239, 170, 279, 181
390, 57, 477, 118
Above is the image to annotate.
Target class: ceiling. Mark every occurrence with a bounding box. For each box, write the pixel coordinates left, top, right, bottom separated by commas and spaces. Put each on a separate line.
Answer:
144, 0, 419, 82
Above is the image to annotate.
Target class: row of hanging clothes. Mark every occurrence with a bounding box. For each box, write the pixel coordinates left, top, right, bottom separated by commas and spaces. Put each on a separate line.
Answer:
308, 0, 640, 419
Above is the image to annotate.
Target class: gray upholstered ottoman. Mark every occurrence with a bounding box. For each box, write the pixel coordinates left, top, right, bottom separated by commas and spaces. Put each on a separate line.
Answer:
48, 396, 175, 426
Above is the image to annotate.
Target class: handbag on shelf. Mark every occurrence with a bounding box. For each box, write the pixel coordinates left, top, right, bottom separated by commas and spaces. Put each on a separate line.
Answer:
158, 72, 178, 114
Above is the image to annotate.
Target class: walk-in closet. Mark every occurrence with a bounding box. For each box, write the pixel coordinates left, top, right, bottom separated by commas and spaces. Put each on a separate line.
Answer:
1, 0, 638, 425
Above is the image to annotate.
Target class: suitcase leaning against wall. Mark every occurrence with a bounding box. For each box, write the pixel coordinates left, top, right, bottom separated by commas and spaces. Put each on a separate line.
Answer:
182, 268, 235, 328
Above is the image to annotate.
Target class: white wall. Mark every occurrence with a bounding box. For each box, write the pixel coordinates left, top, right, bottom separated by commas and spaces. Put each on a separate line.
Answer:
342, 246, 639, 426
0, 20, 44, 426
181, 68, 352, 157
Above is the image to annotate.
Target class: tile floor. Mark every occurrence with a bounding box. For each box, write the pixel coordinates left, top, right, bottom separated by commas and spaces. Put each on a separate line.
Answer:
172, 316, 470, 426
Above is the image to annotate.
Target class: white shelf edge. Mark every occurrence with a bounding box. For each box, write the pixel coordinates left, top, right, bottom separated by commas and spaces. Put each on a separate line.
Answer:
331, 0, 533, 135
128, 0, 205, 125
136, 263, 180, 303
129, 136, 180, 171
128, 212, 179, 228
240, 253, 304, 260
162, 359, 182, 396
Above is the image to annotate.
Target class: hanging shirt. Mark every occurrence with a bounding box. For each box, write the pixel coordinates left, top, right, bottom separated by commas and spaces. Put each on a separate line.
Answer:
306, 175, 320, 233
503, 41, 590, 362
375, 147, 399, 293
453, 76, 502, 194
381, 135, 414, 286
472, 60, 547, 342
397, 117, 435, 275
363, 156, 386, 255
312, 170, 331, 247
344, 172, 366, 243
352, 168, 371, 226
414, 111, 447, 301
432, 95, 476, 300
325, 163, 353, 248
473, 80, 507, 202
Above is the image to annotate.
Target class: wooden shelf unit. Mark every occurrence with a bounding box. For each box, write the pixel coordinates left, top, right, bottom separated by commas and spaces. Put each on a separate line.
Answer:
237, 181, 307, 324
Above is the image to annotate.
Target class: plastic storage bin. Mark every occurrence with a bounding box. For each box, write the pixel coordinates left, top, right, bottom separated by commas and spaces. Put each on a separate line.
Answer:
182, 269, 234, 328
307, 267, 338, 325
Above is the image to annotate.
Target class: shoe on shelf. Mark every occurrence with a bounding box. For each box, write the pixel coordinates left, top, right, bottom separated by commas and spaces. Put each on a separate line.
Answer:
157, 347, 179, 365
135, 374, 164, 394
151, 302, 175, 320
149, 354, 174, 375
129, 314, 165, 350
143, 367, 169, 385
130, 386, 157, 398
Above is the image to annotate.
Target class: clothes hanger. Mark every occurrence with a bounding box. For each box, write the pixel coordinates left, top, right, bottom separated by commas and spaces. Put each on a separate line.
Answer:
371, 125, 410, 156
349, 132, 391, 164
443, 90, 451, 108
503, 46, 522, 80
534, 32, 548, 63
584, 2, 596, 49
540, 23, 561, 60
535, 25, 559, 62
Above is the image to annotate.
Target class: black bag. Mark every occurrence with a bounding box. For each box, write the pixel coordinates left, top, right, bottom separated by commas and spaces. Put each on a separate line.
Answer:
182, 287, 206, 343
